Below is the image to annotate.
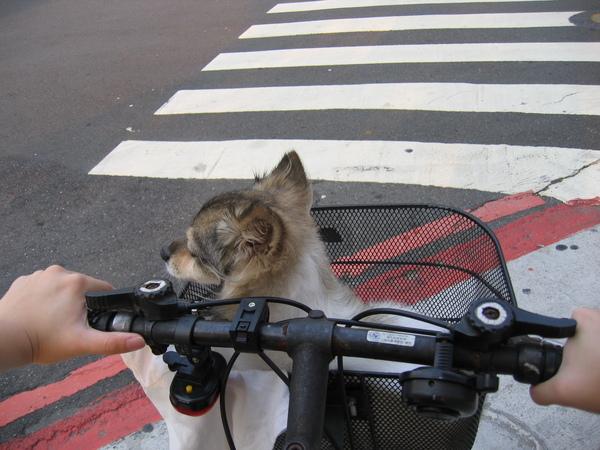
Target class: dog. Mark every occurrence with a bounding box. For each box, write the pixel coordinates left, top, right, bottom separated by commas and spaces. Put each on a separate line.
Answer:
123, 151, 437, 449
160, 151, 375, 326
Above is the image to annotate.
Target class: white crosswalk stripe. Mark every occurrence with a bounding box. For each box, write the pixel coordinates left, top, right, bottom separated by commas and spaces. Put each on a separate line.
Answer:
240, 12, 580, 38
268, 0, 562, 14
89, 139, 599, 202
203, 43, 600, 71
155, 83, 600, 116
91, 1, 600, 203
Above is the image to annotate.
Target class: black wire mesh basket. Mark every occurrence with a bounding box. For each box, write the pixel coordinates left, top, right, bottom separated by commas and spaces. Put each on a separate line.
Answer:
180, 204, 516, 450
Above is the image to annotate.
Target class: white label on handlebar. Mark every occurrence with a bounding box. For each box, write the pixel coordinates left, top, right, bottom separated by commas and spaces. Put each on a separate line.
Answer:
366, 330, 415, 347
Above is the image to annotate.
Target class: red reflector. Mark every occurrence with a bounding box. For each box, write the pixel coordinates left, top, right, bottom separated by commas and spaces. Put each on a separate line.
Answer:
171, 394, 219, 416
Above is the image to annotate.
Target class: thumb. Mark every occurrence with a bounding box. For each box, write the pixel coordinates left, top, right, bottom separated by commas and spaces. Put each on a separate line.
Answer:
529, 383, 554, 406
82, 330, 146, 356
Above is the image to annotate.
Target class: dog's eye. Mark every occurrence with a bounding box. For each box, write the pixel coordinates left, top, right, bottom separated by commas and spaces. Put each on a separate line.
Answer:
189, 250, 208, 264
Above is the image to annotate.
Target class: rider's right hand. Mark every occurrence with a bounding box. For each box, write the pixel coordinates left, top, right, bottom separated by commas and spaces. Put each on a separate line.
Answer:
530, 307, 600, 413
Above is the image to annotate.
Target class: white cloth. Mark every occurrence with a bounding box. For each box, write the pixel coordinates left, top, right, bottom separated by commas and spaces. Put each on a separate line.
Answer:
122, 347, 289, 450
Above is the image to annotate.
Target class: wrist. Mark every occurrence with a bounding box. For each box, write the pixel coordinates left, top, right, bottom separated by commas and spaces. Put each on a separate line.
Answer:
0, 318, 35, 372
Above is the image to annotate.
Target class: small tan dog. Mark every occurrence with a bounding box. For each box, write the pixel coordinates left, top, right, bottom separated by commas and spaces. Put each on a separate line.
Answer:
129, 151, 437, 449
160, 151, 370, 325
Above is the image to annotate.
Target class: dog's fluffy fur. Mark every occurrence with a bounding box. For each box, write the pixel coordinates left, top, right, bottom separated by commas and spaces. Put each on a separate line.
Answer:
161, 151, 371, 325
161, 152, 433, 375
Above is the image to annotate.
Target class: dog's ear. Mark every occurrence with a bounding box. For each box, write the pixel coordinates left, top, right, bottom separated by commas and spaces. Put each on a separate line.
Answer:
241, 216, 272, 255
269, 151, 309, 189
254, 151, 312, 212
228, 202, 282, 258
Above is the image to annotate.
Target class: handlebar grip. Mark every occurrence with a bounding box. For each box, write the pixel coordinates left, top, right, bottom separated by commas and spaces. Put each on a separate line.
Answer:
88, 311, 118, 331
513, 338, 563, 384
468, 337, 564, 385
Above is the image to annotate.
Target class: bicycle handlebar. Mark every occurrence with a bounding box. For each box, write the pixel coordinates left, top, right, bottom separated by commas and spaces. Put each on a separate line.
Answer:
87, 281, 575, 450
89, 307, 564, 383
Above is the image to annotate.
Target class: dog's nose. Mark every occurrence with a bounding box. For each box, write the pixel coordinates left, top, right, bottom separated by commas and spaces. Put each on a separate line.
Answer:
160, 245, 172, 262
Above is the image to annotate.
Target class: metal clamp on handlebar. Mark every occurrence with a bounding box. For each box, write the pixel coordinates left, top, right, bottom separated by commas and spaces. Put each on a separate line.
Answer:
229, 298, 270, 353
399, 334, 499, 420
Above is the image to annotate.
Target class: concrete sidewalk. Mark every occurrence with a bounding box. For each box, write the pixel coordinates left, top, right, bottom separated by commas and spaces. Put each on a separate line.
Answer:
103, 227, 600, 450
474, 226, 600, 449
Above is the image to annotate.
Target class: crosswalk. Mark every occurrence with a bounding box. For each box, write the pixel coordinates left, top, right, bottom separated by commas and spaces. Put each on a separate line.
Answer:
90, 0, 600, 204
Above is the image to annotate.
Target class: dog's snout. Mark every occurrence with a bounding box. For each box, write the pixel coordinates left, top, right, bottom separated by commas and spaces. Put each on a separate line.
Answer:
160, 245, 172, 262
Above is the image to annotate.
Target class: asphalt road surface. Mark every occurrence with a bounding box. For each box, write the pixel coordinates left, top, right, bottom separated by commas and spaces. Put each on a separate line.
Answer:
1, 0, 598, 447
1, 0, 283, 441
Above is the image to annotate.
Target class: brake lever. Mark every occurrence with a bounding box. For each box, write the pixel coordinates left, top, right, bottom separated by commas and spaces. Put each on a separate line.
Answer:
453, 298, 577, 351
86, 279, 181, 321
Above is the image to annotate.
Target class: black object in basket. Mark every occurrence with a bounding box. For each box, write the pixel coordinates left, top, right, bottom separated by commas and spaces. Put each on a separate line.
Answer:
179, 205, 516, 450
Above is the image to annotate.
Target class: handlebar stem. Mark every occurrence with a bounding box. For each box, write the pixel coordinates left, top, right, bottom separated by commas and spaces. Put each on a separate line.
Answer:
284, 311, 335, 450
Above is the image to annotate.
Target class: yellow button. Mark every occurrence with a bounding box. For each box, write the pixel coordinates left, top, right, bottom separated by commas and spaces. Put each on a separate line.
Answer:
186, 385, 193, 394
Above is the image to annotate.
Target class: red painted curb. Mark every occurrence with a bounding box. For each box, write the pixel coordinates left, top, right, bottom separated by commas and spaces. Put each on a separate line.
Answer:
470, 191, 546, 223
496, 201, 600, 261
0, 355, 127, 428
0, 383, 161, 450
